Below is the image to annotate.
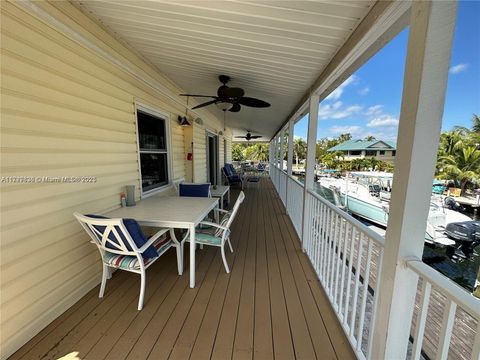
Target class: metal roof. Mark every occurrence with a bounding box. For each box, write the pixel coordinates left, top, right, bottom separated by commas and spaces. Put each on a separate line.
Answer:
328, 139, 396, 152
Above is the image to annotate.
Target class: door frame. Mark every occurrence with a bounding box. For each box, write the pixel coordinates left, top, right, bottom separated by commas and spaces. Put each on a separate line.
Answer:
206, 131, 219, 185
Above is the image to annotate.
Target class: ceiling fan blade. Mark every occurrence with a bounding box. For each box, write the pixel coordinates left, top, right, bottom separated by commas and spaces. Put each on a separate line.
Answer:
249, 136, 262, 139
179, 94, 215, 98
229, 103, 241, 112
234, 136, 247, 138
191, 100, 217, 110
238, 97, 270, 108
223, 87, 244, 98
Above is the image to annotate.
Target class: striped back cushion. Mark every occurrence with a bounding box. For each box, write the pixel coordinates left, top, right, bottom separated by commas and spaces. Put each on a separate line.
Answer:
215, 212, 231, 237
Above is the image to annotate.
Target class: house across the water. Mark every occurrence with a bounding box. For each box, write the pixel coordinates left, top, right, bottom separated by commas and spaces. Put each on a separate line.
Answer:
328, 139, 397, 162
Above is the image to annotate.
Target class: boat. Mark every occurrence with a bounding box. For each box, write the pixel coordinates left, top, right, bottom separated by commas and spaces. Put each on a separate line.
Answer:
318, 172, 477, 255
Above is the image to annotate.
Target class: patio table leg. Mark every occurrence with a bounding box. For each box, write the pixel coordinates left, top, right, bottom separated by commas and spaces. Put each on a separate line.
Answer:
189, 224, 195, 288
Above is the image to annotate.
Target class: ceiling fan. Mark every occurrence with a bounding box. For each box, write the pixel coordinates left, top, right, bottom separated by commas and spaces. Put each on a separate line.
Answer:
180, 75, 270, 112
235, 131, 262, 141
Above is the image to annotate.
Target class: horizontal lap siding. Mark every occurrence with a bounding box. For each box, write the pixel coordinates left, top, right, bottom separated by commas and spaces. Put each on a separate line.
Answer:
193, 123, 207, 183
0, 2, 228, 358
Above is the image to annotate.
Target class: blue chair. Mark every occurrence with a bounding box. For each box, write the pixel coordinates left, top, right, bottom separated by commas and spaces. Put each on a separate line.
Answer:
73, 213, 183, 310
222, 164, 244, 188
179, 183, 211, 197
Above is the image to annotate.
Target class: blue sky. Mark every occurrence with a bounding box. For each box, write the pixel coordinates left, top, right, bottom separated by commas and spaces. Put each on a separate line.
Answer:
294, 1, 480, 141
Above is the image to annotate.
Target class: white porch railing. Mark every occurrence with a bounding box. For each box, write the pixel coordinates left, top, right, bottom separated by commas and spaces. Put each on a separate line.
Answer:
268, 163, 480, 360
304, 188, 385, 360
286, 175, 304, 238
406, 259, 480, 360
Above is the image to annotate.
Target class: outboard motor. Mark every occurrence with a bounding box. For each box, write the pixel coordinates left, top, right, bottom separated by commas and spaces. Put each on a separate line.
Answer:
444, 196, 466, 213
445, 221, 480, 258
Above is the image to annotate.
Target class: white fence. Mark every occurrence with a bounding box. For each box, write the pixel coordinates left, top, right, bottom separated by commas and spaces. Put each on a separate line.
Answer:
305, 189, 385, 359
406, 259, 480, 360
286, 176, 304, 238
268, 163, 480, 360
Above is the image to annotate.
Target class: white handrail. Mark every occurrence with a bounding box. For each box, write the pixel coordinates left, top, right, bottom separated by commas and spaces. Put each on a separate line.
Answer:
406, 259, 480, 319
307, 188, 385, 247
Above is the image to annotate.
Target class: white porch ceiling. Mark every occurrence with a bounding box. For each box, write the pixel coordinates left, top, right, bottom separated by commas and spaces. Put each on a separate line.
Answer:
74, 0, 375, 140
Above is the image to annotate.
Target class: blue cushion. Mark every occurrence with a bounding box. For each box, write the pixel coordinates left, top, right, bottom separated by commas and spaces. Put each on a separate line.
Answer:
85, 215, 158, 259
179, 183, 210, 197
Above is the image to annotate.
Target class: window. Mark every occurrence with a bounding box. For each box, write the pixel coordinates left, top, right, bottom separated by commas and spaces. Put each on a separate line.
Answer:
350, 150, 361, 156
379, 150, 385, 155
137, 109, 169, 193
365, 150, 377, 156
392, 150, 396, 156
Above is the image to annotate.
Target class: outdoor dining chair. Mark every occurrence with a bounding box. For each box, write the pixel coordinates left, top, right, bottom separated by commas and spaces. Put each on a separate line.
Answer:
222, 164, 244, 188
187, 191, 245, 273
178, 182, 211, 197
73, 213, 183, 310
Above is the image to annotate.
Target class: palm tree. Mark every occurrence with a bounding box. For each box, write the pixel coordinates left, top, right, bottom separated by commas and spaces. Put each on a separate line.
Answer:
248, 143, 269, 162
438, 145, 480, 194
293, 138, 307, 167
472, 114, 480, 133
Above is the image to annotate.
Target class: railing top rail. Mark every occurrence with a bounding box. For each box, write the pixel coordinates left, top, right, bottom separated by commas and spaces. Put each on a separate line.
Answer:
406, 259, 480, 319
307, 188, 386, 247
287, 174, 304, 188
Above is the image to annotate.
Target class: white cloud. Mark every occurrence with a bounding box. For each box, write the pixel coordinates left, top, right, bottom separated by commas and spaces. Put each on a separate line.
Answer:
318, 103, 363, 120
325, 75, 357, 101
367, 115, 399, 128
449, 63, 468, 74
365, 104, 383, 116
359, 87, 370, 96
329, 125, 362, 135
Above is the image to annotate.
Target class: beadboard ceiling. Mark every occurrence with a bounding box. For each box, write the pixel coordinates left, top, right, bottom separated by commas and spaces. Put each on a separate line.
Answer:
74, 0, 375, 140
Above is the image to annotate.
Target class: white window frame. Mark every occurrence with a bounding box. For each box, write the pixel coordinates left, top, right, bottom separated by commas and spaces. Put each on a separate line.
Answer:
135, 102, 173, 198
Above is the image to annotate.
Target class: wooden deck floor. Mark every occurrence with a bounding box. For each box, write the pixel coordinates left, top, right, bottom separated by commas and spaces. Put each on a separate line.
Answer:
10, 178, 355, 360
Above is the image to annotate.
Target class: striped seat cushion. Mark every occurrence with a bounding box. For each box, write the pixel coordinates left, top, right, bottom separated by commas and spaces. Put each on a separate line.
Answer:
103, 233, 172, 270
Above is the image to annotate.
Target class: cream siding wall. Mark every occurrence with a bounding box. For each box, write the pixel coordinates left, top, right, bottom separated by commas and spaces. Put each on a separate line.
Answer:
0, 1, 231, 358
193, 122, 207, 183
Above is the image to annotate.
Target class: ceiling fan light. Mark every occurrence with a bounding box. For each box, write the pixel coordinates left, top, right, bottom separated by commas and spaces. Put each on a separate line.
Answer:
215, 101, 233, 111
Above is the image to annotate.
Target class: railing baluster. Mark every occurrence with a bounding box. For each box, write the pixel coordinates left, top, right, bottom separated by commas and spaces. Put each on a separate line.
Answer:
315, 200, 322, 275
329, 213, 339, 299
471, 322, 480, 360
412, 280, 432, 360
339, 221, 350, 320
436, 299, 457, 360
356, 238, 373, 353
366, 246, 383, 360
333, 217, 344, 307
350, 232, 364, 339
327, 208, 335, 294
344, 227, 356, 327
321, 203, 328, 282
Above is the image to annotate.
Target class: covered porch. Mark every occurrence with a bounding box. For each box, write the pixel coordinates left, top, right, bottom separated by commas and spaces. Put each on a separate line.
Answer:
9, 180, 354, 360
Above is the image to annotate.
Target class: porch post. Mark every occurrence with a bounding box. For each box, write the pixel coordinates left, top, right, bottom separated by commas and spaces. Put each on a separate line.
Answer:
370, 2, 457, 359
285, 120, 294, 213
287, 120, 294, 176
279, 128, 285, 171
301, 95, 320, 249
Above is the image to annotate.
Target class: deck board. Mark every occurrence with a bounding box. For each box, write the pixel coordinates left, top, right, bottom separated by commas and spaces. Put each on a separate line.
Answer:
10, 178, 354, 360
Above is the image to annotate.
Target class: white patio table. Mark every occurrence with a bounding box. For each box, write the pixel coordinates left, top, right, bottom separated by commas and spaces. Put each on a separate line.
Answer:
107, 195, 219, 288
210, 185, 230, 209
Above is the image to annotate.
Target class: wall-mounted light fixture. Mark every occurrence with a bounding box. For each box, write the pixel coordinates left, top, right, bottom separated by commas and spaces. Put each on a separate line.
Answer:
178, 96, 191, 126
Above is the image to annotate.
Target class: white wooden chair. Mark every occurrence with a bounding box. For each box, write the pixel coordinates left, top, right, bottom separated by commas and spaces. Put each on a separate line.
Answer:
187, 191, 245, 273
73, 213, 183, 310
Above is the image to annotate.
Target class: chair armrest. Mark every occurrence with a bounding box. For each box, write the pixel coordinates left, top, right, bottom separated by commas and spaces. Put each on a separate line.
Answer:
198, 221, 228, 232
213, 208, 230, 215
138, 228, 170, 253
